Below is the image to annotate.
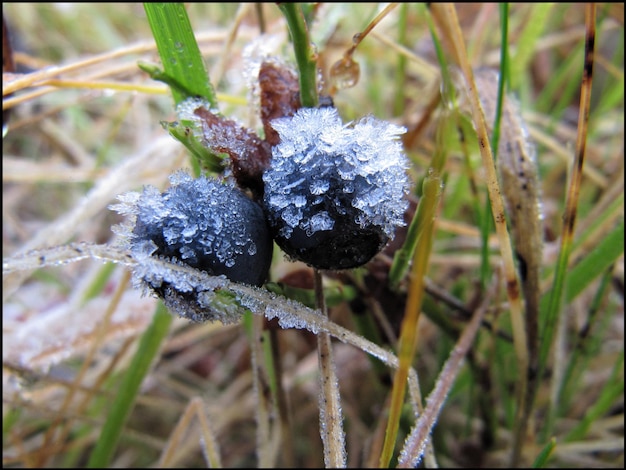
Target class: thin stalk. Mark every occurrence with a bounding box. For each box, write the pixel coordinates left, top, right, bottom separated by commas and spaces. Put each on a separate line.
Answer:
243, 312, 275, 467
538, 3, 597, 434
269, 327, 295, 467
379, 168, 442, 467
397, 277, 495, 467
313, 269, 346, 468
277, 3, 318, 108
278, 4, 344, 465
393, 3, 408, 116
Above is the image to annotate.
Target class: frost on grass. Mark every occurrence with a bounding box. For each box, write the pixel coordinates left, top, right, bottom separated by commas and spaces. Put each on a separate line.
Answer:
119, 249, 326, 328
110, 171, 272, 291
3, 243, 414, 380
263, 107, 411, 269
3, 286, 155, 375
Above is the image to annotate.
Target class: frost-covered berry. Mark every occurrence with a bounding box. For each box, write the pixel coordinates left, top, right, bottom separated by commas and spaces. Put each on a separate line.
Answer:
262, 107, 410, 270
111, 172, 273, 288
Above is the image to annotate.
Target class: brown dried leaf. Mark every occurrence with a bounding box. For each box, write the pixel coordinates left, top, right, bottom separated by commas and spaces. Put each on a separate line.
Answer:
193, 107, 271, 198
259, 61, 301, 146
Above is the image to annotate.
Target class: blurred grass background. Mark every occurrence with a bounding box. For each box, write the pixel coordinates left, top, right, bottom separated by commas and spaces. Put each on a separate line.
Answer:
3, 3, 624, 468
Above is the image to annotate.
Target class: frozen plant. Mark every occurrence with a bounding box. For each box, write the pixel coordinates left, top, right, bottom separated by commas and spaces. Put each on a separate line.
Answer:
110, 172, 273, 321
262, 107, 411, 269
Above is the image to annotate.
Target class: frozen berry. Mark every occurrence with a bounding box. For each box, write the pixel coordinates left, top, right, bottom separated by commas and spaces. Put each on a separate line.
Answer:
262, 107, 410, 270
111, 171, 273, 287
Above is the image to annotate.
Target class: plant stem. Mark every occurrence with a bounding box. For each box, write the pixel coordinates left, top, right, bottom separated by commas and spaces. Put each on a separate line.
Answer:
313, 269, 346, 467
537, 3, 597, 448
277, 3, 318, 108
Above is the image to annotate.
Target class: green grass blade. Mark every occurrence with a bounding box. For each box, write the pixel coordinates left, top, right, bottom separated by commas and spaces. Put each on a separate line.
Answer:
393, 3, 409, 116
564, 349, 624, 442
2, 407, 21, 442
564, 220, 624, 303
535, 42, 584, 117
532, 437, 557, 468
265, 281, 357, 309
571, 193, 624, 255
557, 264, 615, 414
277, 3, 318, 108
539, 220, 624, 320
492, 3, 509, 159
510, 3, 554, 91
143, 3, 217, 107
87, 303, 173, 468
80, 262, 117, 305
591, 26, 624, 118
593, 73, 624, 118
389, 4, 450, 289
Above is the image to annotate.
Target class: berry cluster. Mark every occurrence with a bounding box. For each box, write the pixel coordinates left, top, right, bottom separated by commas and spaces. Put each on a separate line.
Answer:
112, 90, 410, 320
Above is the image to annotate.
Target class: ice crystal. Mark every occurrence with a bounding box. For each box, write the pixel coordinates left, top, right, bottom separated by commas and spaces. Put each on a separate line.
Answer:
262, 107, 410, 269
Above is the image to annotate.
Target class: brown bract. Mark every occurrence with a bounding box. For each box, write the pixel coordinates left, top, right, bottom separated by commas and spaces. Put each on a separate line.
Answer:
259, 61, 301, 146
187, 61, 302, 200
193, 106, 271, 200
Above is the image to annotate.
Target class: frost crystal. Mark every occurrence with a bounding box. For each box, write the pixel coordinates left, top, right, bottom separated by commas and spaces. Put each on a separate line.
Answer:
262, 107, 410, 269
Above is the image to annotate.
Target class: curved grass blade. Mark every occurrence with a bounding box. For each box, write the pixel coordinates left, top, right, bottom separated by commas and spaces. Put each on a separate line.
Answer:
563, 220, 623, 303
276, 4, 347, 466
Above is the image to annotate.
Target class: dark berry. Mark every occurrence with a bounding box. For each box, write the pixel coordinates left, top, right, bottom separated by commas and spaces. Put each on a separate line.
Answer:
113, 172, 273, 287
262, 107, 410, 270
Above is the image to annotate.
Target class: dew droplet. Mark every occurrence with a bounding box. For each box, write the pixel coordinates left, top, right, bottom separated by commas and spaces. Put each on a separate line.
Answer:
329, 56, 360, 91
